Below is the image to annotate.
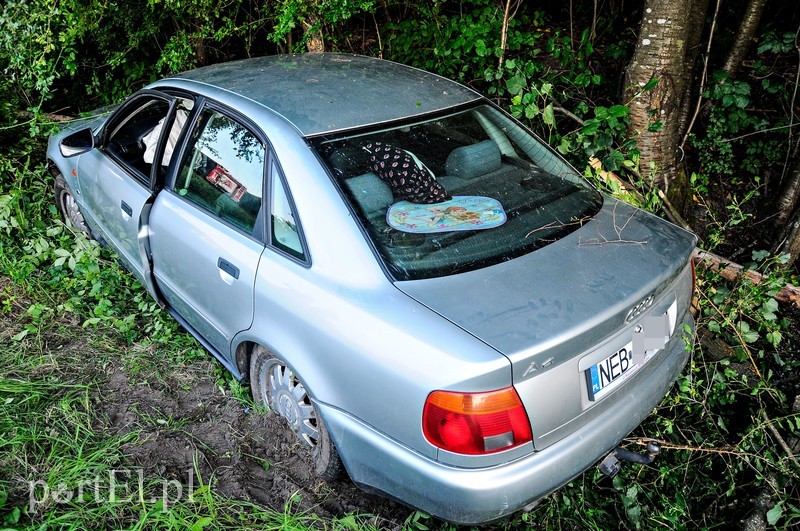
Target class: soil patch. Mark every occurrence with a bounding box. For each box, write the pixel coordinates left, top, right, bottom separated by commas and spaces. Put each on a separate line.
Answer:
95, 358, 410, 527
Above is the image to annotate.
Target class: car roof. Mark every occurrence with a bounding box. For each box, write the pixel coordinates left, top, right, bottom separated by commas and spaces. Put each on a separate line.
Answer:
168, 53, 482, 137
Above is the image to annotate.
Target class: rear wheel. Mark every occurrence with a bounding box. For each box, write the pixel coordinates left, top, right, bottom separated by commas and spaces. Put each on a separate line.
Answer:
54, 171, 92, 238
250, 346, 343, 481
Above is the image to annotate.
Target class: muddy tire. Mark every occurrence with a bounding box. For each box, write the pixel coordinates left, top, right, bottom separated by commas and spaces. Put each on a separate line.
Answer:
250, 346, 343, 481
54, 171, 92, 238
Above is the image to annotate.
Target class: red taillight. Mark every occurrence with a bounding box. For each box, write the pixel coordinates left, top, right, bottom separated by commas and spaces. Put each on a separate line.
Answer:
422, 387, 532, 455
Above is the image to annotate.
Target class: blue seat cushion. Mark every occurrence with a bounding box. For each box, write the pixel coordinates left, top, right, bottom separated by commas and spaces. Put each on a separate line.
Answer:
445, 140, 502, 180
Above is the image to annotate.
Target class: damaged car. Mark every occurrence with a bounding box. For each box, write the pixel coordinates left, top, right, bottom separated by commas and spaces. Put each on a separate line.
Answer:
47, 53, 696, 524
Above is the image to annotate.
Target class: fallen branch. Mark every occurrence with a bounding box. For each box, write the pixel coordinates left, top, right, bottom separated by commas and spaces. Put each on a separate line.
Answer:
588, 157, 693, 233
760, 411, 800, 471
18, 110, 74, 122
692, 248, 800, 306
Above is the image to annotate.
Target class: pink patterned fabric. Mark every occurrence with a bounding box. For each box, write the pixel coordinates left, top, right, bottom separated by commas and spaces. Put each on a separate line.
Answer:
363, 142, 450, 204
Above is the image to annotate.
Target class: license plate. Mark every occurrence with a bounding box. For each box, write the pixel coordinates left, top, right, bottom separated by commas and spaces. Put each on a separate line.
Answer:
585, 342, 636, 401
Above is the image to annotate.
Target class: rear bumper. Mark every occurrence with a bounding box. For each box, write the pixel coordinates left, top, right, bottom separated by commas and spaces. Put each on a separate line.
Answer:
318, 310, 693, 525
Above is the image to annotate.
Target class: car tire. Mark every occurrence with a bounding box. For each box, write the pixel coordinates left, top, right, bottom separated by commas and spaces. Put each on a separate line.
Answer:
54, 171, 92, 238
249, 345, 343, 481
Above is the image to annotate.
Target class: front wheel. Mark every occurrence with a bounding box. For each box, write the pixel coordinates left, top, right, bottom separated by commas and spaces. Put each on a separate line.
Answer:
54, 171, 92, 238
250, 346, 343, 481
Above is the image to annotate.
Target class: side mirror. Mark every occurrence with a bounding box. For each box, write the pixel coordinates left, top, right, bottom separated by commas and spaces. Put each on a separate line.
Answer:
59, 128, 95, 158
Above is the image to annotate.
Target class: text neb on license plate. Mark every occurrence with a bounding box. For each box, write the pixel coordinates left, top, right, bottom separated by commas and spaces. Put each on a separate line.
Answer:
585, 343, 636, 401
584, 313, 670, 401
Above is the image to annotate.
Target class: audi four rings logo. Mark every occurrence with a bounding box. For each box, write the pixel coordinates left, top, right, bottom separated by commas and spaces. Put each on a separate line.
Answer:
625, 294, 655, 322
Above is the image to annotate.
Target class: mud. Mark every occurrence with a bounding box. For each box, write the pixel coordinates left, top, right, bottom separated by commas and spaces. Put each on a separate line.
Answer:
95, 359, 409, 527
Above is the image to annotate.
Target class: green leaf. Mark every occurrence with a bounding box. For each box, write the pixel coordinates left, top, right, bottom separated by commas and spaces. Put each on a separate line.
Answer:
647, 120, 664, 132
543, 104, 555, 126
582, 118, 601, 135
766, 503, 783, 525
766, 330, 782, 347
506, 74, 526, 95
11, 329, 28, 342
643, 77, 659, 91
595, 133, 612, 149
191, 517, 213, 531
743, 330, 759, 343
594, 106, 609, 120
602, 150, 625, 172
751, 249, 770, 261
734, 94, 749, 108
608, 104, 629, 118
762, 298, 779, 313
722, 94, 735, 108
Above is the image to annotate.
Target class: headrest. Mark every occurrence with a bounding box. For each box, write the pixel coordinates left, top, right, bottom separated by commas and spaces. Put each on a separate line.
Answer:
344, 173, 393, 215
445, 140, 502, 180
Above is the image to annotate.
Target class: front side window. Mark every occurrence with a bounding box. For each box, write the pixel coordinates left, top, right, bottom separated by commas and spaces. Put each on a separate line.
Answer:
174, 108, 265, 234
314, 104, 602, 280
105, 96, 171, 183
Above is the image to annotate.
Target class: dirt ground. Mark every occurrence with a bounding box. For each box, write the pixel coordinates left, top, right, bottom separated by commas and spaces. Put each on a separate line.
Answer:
95, 354, 412, 527
0, 278, 412, 529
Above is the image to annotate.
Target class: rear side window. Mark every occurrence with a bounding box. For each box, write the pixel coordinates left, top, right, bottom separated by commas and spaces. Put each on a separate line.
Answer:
270, 162, 305, 261
174, 108, 265, 235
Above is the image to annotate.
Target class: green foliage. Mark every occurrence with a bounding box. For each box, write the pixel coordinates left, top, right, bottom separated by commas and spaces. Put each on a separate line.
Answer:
387, 0, 538, 85
271, 0, 377, 50
702, 250, 792, 353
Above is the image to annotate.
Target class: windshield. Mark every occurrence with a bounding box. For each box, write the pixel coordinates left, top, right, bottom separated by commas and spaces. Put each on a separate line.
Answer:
314, 104, 603, 280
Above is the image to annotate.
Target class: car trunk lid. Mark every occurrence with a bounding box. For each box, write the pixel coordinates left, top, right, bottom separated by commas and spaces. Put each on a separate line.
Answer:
395, 199, 697, 449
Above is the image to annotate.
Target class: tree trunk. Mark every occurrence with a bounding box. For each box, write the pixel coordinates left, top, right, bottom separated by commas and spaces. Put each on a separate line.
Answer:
721, 0, 767, 79
774, 157, 800, 227
303, 15, 325, 53
624, 0, 709, 211
774, 167, 800, 266
775, 201, 800, 266
677, 0, 711, 138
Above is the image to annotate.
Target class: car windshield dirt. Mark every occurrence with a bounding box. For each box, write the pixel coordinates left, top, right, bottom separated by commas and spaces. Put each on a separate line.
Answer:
314, 104, 603, 280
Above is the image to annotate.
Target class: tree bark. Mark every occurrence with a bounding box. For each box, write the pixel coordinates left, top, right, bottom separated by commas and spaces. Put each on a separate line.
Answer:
692, 248, 800, 304
774, 197, 800, 266
774, 157, 800, 227
677, 0, 712, 140
721, 0, 767, 79
303, 15, 325, 52
624, 0, 709, 210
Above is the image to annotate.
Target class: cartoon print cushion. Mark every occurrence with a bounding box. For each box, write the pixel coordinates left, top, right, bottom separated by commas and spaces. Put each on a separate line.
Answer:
362, 141, 451, 204
387, 196, 506, 233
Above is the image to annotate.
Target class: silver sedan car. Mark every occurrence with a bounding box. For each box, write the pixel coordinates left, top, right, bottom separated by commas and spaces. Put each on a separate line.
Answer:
47, 53, 696, 524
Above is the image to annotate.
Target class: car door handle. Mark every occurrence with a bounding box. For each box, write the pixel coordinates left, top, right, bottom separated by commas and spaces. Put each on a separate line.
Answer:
120, 200, 133, 218
217, 258, 240, 280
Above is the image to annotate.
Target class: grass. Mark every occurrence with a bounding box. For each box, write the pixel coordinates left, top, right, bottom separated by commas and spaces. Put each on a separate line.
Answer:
0, 272, 387, 530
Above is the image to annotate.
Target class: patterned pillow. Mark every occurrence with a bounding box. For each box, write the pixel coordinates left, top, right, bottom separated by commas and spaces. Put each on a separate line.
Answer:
362, 141, 451, 204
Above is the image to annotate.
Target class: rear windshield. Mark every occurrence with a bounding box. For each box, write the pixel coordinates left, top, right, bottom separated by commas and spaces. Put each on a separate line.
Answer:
314, 104, 603, 280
